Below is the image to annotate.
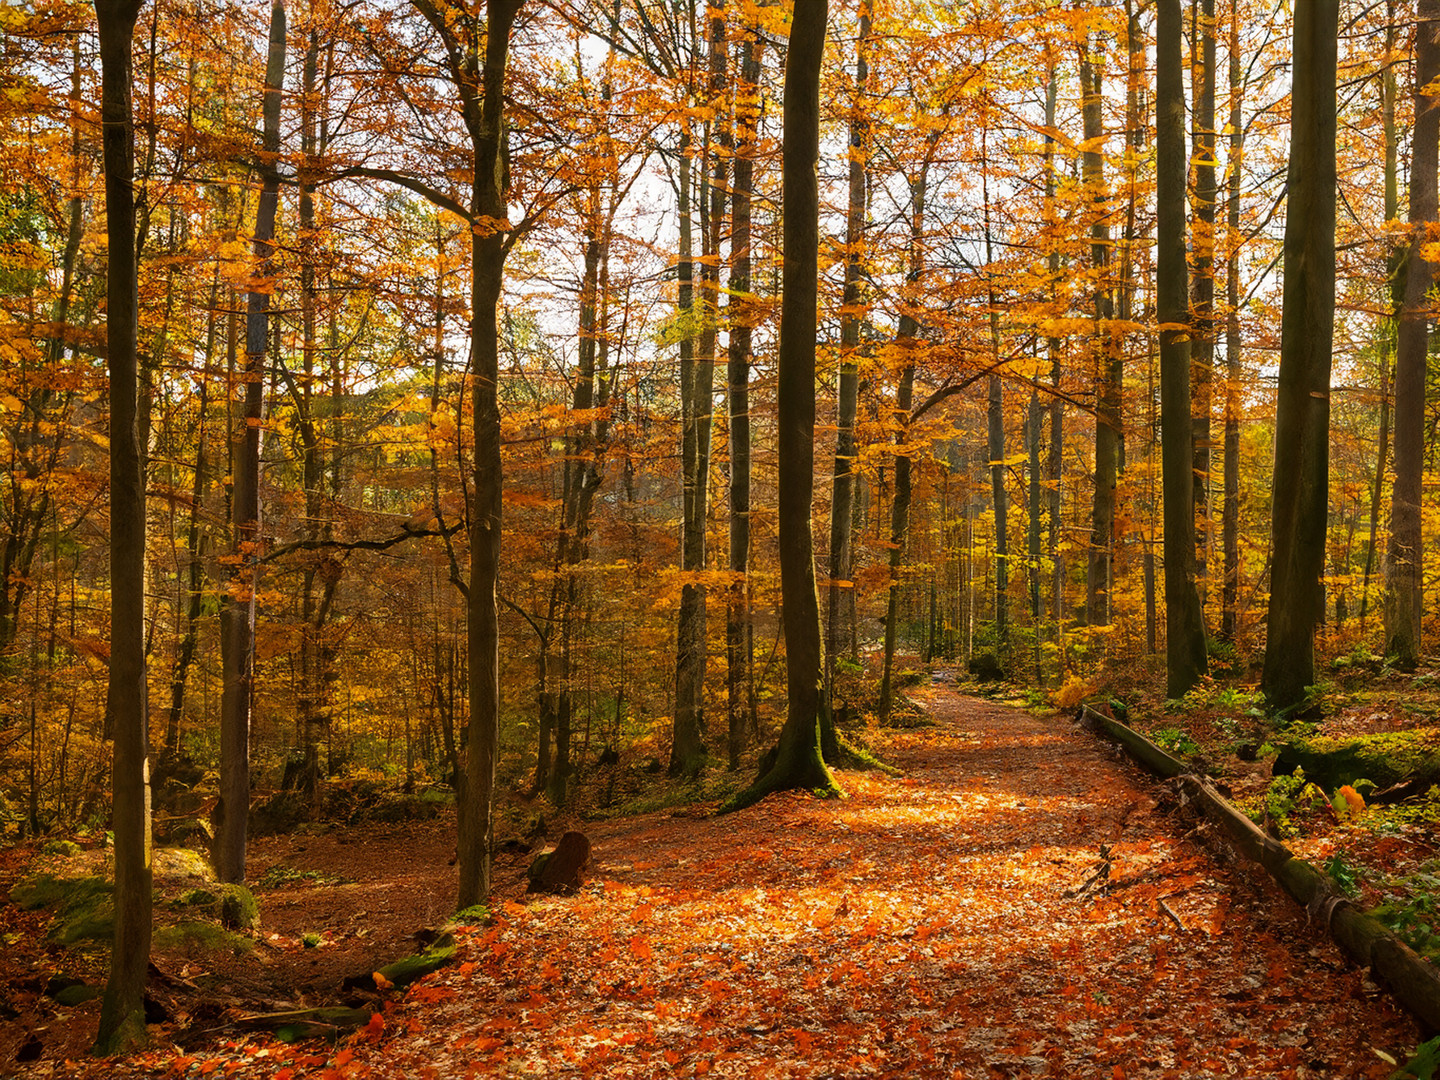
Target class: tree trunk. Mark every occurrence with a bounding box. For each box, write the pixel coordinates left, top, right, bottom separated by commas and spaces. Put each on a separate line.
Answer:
671, 92, 709, 776
1221, 1, 1245, 641
1158, 0, 1209, 698
215, 0, 284, 886
827, 0, 870, 694
878, 140, 936, 719
1081, 37, 1120, 628
94, 0, 151, 1054
721, 0, 835, 813
1262, 0, 1338, 708
1384, 0, 1438, 669
454, 0, 524, 910
728, 25, 761, 770
1191, 0, 1216, 594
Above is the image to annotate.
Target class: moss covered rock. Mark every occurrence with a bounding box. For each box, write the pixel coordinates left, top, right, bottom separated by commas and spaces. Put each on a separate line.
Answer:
218, 883, 260, 931
40, 840, 82, 858
10, 874, 114, 945
1273, 729, 1440, 791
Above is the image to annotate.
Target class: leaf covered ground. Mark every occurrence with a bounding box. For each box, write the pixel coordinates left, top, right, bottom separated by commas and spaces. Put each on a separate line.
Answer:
15, 688, 1427, 1077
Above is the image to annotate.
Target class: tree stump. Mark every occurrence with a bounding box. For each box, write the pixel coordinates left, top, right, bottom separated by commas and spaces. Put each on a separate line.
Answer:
526, 831, 590, 895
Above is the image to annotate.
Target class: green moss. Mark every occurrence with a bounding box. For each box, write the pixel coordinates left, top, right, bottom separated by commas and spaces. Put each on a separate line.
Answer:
375, 933, 456, 990
154, 920, 254, 956
1274, 729, 1440, 789
10, 874, 115, 944
255, 864, 351, 889
218, 884, 259, 931
53, 983, 102, 1006
41, 840, 82, 857
153, 848, 214, 881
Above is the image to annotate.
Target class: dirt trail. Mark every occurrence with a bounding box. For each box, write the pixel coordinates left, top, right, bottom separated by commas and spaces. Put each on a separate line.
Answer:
320, 689, 1415, 1079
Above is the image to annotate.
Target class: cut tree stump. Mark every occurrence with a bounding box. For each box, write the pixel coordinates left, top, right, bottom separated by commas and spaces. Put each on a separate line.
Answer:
527, 831, 591, 895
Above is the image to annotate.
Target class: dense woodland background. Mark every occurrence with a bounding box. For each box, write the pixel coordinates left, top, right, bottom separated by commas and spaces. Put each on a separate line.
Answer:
3, 0, 1439, 951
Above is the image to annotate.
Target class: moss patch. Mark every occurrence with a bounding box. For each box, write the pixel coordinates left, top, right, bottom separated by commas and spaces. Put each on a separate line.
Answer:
154, 920, 254, 957
9, 873, 115, 944
1274, 729, 1440, 790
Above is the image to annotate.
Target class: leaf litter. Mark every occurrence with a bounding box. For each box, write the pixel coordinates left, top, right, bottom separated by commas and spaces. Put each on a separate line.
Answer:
91, 690, 1422, 1077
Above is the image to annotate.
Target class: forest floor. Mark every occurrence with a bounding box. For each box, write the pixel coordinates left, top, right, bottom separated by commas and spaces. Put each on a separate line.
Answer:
4, 684, 1430, 1078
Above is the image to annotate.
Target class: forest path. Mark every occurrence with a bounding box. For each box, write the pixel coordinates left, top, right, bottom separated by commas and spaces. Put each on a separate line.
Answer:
354, 688, 1414, 1078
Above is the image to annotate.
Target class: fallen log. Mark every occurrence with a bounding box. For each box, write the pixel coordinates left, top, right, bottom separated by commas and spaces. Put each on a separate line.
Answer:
232, 1006, 376, 1041
1076, 703, 1440, 1036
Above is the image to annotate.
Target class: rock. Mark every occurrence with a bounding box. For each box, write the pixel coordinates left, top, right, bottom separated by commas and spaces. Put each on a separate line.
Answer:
1273, 730, 1440, 791
218, 884, 260, 931
41, 840, 82, 858
526, 831, 591, 895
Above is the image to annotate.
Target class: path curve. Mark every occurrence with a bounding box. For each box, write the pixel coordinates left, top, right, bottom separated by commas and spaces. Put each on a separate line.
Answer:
353, 692, 1414, 1077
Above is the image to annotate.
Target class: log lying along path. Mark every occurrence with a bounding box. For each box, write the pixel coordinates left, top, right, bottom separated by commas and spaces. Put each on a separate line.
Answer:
271, 692, 1423, 1076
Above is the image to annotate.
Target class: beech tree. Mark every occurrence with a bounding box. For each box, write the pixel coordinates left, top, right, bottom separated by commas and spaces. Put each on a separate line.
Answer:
214, 0, 285, 887
1157, 0, 1207, 698
94, 0, 151, 1054
1261, 0, 1338, 709
1385, 0, 1439, 669
724, 0, 837, 813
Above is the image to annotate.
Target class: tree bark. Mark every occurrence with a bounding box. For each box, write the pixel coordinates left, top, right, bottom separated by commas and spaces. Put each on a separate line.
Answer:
721, 0, 835, 813
727, 25, 761, 770
1261, 0, 1338, 708
215, 0, 284, 887
94, 0, 151, 1054
827, 0, 870, 694
1080, 36, 1120, 628
1190, 0, 1216, 594
1384, 0, 1439, 669
1221, 1, 1245, 640
454, 0, 525, 909
1158, 0, 1209, 697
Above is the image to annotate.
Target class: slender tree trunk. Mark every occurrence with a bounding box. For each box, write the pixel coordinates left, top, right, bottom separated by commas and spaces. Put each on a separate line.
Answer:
722, 0, 835, 813
980, 125, 1008, 648
455, 0, 523, 909
94, 0, 151, 1054
671, 83, 709, 775
827, 1, 869, 694
1191, 0, 1216, 595
215, 0, 283, 886
727, 26, 761, 770
1221, 2, 1245, 640
1081, 37, 1120, 627
1262, 0, 1339, 707
1385, 0, 1438, 668
1044, 61, 1065, 658
879, 144, 936, 718
1360, 0, 1399, 630
1158, 0, 1209, 697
